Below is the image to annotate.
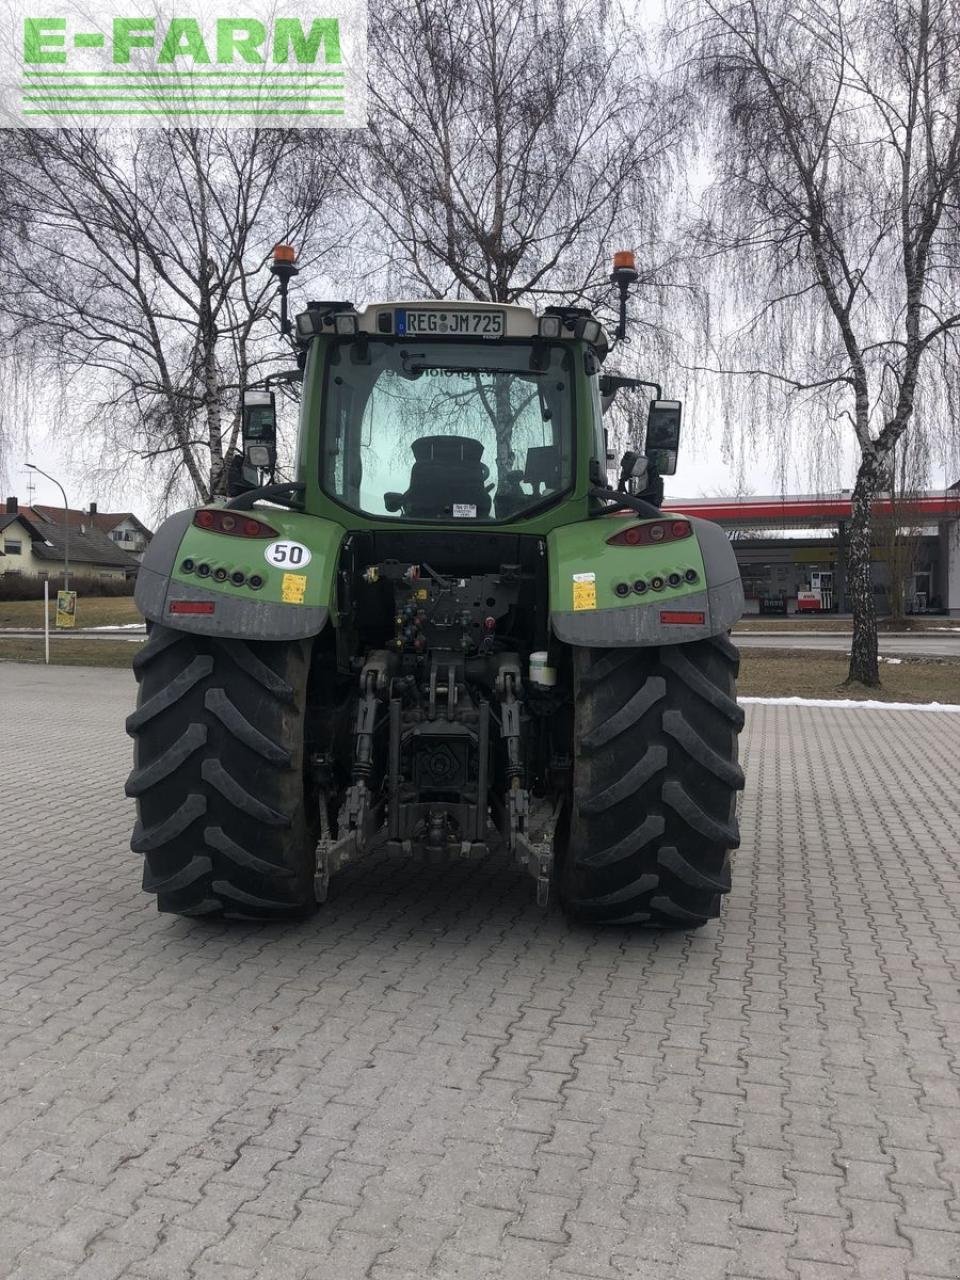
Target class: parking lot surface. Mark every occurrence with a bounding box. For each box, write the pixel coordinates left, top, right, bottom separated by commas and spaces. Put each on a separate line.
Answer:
2, 662, 960, 1280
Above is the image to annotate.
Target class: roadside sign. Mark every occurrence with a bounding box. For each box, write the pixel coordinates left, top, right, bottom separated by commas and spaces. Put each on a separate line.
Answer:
797, 590, 822, 612
56, 590, 77, 629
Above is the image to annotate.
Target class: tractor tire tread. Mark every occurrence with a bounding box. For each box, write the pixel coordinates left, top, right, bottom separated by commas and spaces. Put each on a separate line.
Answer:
660, 645, 745, 727
658, 845, 731, 893
143, 854, 212, 894
580, 814, 665, 869
131, 793, 206, 852
204, 688, 292, 765
579, 744, 668, 814
204, 825, 296, 878
133, 625, 188, 673
173, 897, 224, 916
216, 639, 296, 702
663, 708, 745, 788
125, 722, 207, 797
125, 655, 213, 732
562, 637, 743, 927
580, 677, 666, 752
662, 778, 739, 846
126, 625, 316, 919
200, 759, 291, 826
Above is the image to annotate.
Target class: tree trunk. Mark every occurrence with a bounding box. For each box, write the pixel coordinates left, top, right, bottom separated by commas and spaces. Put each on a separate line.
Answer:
847, 454, 881, 686
199, 267, 224, 498
492, 375, 515, 479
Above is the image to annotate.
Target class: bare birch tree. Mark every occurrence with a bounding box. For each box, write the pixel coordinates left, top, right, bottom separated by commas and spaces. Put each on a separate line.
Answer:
349, 0, 680, 306
673, 0, 960, 684
0, 138, 31, 482
879, 430, 930, 621
1, 128, 343, 503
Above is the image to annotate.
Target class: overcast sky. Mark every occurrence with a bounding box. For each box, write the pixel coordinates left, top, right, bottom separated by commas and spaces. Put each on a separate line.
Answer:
6, 0, 959, 526
10, 335, 957, 528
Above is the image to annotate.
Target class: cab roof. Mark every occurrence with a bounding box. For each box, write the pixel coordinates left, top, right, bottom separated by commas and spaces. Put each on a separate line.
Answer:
295, 298, 610, 359
354, 300, 609, 357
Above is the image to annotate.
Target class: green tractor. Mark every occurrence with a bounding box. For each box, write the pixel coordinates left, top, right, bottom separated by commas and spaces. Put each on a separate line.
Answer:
126, 248, 744, 925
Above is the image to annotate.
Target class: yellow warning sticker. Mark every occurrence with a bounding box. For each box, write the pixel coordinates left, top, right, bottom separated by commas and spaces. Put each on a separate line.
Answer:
572, 572, 597, 611
281, 572, 307, 604
414, 587, 429, 600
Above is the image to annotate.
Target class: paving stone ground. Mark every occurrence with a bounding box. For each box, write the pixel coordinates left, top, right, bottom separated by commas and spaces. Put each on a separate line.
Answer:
2, 661, 960, 1280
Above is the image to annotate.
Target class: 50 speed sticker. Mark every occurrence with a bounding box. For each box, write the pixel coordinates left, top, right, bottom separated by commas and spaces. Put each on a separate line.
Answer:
264, 540, 312, 568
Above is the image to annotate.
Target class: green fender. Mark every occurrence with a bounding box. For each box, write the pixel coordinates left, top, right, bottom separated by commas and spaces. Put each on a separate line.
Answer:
135, 507, 346, 641
548, 514, 744, 646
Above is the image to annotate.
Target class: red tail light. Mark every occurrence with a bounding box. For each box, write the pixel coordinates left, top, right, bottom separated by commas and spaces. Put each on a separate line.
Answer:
193, 509, 278, 537
606, 519, 692, 547
660, 611, 705, 625
169, 601, 216, 615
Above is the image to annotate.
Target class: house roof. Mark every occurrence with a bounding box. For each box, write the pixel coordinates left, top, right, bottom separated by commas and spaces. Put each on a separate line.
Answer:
32, 526, 140, 569
31, 505, 152, 538
1, 512, 47, 540
1, 505, 141, 570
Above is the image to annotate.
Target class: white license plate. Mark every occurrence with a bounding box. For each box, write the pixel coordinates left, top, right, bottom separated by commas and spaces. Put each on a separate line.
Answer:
398, 308, 504, 338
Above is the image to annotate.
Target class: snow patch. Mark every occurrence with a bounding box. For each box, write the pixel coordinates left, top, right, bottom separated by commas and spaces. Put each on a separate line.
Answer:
740, 696, 960, 713
85, 623, 146, 631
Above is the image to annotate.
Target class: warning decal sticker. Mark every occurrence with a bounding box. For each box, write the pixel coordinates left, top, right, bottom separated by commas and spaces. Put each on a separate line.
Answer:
281, 573, 307, 604
572, 571, 597, 611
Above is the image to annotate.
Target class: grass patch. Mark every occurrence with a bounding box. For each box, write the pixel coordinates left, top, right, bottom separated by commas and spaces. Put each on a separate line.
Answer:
0, 637, 140, 668
739, 647, 960, 703
735, 615, 958, 633
5, 631, 958, 703
0, 596, 142, 629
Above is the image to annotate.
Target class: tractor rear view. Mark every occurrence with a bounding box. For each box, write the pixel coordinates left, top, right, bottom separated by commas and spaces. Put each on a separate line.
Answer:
127, 249, 745, 925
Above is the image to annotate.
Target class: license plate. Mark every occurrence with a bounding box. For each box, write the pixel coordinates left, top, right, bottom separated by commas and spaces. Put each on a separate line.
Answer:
396, 308, 504, 338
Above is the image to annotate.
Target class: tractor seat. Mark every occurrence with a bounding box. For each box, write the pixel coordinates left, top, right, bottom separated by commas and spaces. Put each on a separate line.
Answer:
522, 445, 561, 495
394, 436, 492, 519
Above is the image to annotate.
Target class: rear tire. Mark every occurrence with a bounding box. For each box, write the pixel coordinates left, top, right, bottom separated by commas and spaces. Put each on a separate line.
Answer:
125, 625, 317, 919
561, 634, 744, 927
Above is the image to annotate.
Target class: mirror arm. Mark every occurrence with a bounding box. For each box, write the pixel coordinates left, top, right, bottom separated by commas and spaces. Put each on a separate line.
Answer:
589, 486, 662, 518
599, 374, 663, 401
629, 377, 663, 399
224, 481, 305, 511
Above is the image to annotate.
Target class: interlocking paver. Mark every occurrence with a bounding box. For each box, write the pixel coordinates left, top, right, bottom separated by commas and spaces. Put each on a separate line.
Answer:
3, 665, 960, 1279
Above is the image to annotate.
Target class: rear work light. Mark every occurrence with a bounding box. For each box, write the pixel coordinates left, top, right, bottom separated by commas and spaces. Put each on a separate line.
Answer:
169, 600, 216, 615
192, 510, 278, 538
606, 519, 693, 547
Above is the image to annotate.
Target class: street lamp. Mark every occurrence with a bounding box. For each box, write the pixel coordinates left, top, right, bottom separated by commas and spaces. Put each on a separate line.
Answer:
26, 463, 70, 590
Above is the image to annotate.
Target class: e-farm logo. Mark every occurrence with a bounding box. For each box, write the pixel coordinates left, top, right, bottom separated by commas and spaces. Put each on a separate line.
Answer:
1, 0, 367, 128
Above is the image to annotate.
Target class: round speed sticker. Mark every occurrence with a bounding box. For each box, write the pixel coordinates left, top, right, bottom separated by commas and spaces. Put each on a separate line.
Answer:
264, 540, 312, 569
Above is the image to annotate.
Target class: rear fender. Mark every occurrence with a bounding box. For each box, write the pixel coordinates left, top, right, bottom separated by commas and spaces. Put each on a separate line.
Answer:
548, 513, 743, 646
135, 508, 346, 641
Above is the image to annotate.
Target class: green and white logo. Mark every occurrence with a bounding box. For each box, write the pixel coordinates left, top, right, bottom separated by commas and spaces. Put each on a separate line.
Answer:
1, 0, 367, 128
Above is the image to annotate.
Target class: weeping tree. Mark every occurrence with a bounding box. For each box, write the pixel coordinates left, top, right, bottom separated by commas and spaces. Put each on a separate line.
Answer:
1, 128, 342, 506
878, 430, 931, 621
352, 0, 679, 302
673, 0, 960, 684
0, 137, 31, 484
336, 0, 681, 478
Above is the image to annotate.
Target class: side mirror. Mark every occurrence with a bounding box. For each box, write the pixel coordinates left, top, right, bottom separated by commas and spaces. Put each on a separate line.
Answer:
225, 451, 259, 497
598, 374, 618, 414
645, 399, 681, 476
618, 450, 646, 486
242, 389, 277, 474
